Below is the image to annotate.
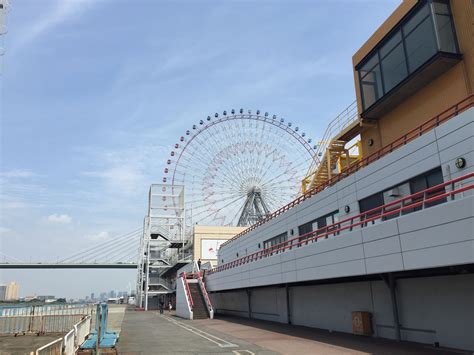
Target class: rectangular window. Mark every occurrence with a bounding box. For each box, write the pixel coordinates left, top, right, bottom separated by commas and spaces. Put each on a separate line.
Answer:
381, 42, 408, 92
359, 193, 384, 226
361, 65, 383, 109
263, 232, 288, 252
432, 0, 457, 53
297, 210, 339, 244
357, 0, 459, 112
404, 15, 437, 73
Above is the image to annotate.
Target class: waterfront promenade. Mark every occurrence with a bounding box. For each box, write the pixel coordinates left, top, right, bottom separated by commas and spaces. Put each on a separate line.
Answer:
116, 308, 471, 355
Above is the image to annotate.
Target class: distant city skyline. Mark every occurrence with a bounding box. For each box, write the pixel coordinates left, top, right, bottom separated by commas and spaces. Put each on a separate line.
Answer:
0, 0, 400, 298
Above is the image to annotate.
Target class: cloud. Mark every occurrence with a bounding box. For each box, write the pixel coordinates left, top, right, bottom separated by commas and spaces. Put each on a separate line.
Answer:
84, 231, 110, 242
11, 0, 105, 54
0, 227, 12, 235
81, 142, 168, 197
47, 213, 72, 224
0, 170, 36, 178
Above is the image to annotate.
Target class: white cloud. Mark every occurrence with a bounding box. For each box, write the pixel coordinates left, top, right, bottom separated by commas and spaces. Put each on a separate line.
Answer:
0, 227, 12, 234
0, 170, 36, 178
82, 143, 168, 197
12, 0, 105, 54
84, 231, 110, 241
47, 213, 72, 224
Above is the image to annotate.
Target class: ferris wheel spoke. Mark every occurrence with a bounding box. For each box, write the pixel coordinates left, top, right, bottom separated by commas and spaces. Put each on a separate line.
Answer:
191, 194, 246, 223
165, 112, 316, 226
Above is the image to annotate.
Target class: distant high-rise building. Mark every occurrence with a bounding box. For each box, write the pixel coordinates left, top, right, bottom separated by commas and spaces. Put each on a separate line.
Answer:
5, 282, 19, 300
0, 285, 6, 301
109, 290, 116, 298
90, 292, 95, 300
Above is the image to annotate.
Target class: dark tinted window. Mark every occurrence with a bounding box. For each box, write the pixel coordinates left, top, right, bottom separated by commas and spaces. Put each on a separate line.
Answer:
381, 43, 408, 92
357, 0, 459, 112
360, 193, 384, 213
404, 2, 430, 34
361, 64, 383, 108
405, 16, 437, 72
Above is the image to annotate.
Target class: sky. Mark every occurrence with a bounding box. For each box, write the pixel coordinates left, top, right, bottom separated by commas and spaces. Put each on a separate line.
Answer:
0, 0, 400, 299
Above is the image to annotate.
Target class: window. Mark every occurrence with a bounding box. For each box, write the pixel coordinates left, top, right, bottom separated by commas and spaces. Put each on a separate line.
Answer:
359, 193, 384, 226
263, 232, 288, 251
432, 0, 458, 53
360, 61, 384, 110
404, 14, 437, 72
298, 210, 339, 243
409, 167, 445, 209
381, 41, 408, 92
357, 0, 459, 112
359, 167, 446, 224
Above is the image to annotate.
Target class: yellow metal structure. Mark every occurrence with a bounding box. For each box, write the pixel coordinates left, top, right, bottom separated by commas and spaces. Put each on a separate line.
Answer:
301, 102, 364, 194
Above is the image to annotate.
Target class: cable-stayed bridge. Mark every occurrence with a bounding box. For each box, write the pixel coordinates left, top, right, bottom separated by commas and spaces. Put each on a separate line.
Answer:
0, 229, 142, 269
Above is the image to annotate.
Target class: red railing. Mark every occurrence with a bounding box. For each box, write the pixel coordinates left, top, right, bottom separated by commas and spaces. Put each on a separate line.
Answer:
181, 272, 194, 309
221, 94, 474, 248
197, 275, 213, 314
209, 172, 474, 274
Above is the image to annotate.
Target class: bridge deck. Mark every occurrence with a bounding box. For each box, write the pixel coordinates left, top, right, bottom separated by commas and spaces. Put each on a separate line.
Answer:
0, 263, 137, 269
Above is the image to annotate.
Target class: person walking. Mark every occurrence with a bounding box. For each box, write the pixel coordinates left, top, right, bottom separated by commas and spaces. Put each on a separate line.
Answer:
159, 299, 164, 314
197, 258, 202, 270
168, 301, 172, 313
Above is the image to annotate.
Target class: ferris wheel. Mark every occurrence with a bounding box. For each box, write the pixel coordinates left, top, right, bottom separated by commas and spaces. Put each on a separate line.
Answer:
163, 109, 318, 227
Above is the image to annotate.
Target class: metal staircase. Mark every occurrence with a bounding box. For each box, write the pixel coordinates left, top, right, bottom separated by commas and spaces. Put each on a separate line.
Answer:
302, 102, 364, 193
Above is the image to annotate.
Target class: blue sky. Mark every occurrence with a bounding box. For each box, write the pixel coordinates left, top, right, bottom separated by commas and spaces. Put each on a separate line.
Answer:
0, 0, 399, 298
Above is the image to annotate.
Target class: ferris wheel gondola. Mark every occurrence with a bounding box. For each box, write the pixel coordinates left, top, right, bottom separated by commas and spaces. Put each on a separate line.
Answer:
163, 110, 318, 227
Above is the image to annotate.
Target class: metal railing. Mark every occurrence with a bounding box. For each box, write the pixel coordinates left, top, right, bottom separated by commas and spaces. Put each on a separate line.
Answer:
209, 172, 474, 274
197, 275, 213, 316
35, 337, 63, 355
304, 101, 358, 182
0, 304, 93, 317
0, 314, 86, 334
181, 272, 194, 309
221, 94, 474, 248
32, 315, 91, 355
185, 272, 213, 315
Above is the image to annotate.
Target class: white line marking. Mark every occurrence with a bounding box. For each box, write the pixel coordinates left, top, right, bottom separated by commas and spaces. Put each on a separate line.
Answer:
233, 350, 255, 355
160, 315, 238, 348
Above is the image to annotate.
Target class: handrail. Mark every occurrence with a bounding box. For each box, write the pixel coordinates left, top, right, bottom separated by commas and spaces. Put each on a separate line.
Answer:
197, 275, 213, 314
221, 94, 474, 248
209, 172, 474, 274
303, 101, 358, 184
181, 272, 194, 309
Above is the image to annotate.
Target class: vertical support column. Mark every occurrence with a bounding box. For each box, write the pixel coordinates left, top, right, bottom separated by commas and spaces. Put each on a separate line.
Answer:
286, 284, 291, 325
247, 289, 252, 319
326, 148, 332, 179
388, 273, 401, 342
144, 240, 150, 311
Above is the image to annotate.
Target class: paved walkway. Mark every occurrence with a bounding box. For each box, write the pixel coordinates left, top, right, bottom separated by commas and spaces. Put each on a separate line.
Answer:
116, 309, 470, 355
116, 310, 272, 355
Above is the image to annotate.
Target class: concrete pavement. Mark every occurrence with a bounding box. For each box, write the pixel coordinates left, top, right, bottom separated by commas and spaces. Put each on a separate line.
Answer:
116, 308, 471, 354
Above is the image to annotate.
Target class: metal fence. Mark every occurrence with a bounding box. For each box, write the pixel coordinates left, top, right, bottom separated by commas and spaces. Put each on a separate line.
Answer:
0, 314, 87, 334
32, 315, 91, 355
0, 304, 93, 317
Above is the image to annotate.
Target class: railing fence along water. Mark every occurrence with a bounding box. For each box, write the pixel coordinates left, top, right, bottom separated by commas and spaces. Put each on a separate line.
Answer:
0, 304, 94, 335
34, 337, 63, 355
221, 94, 474, 248
209, 172, 474, 274
31, 315, 91, 355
